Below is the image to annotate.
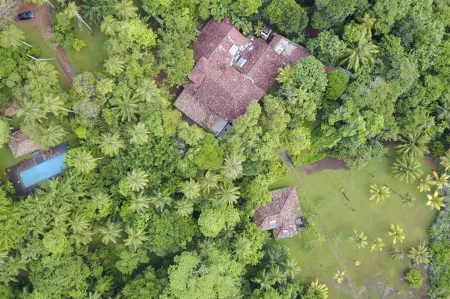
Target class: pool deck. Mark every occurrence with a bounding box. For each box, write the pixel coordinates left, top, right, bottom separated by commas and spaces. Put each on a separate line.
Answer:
8, 142, 69, 196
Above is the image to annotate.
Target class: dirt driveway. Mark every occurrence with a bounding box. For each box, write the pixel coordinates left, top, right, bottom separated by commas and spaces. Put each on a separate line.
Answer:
16, 1, 76, 86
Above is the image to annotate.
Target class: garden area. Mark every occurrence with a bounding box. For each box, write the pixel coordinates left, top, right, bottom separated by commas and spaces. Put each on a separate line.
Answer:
271, 152, 437, 298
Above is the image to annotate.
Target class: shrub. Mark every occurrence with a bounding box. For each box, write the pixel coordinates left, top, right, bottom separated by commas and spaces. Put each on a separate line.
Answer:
405, 269, 423, 289
325, 71, 349, 100
72, 39, 86, 52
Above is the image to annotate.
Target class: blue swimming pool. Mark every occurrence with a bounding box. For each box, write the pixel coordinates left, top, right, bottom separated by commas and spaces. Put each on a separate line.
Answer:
19, 154, 67, 188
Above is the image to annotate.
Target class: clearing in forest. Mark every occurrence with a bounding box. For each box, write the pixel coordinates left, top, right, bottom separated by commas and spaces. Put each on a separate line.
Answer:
272, 152, 436, 298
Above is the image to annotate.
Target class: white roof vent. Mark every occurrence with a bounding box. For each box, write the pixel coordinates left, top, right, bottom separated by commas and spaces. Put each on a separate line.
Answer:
235, 56, 247, 68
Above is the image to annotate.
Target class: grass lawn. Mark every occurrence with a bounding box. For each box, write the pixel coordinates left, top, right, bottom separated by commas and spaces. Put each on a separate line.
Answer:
65, 26, 107, 73
16, 21, 67, 87
271, 153, 436, 298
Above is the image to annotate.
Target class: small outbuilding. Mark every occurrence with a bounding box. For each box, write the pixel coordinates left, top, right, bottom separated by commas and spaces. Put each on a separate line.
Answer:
8, 130, 39, 158
253, 186, 305, 239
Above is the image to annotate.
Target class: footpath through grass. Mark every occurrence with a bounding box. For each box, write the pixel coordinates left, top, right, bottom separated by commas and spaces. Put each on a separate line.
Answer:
271, 154, 436, 298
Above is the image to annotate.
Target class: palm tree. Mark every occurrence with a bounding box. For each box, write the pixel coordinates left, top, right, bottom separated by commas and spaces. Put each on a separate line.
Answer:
268, 266, 286, 284
99, 132, 124, 156
151, 190, 173, 211
68, 149, 97, 173
391, 247, 405, 260
201, 171, 220, 193
340, 36, 379, 71
98, 222, 122, 245
40, 122, 66, 147
175, 199, 194, 217
111, 91, 142, 122
276, 65, 294, 87
233, 235, 251, 256
391, 156, 423, 183
52, 205, 71, 227
215, 182, 240, 205
333, 270, 345, 284
91, 193, 111, 217
395, 132, 429, 157
408, 241, 431, 265
252, 269, 272, 291
17, 100, 45, 124
349, 230, 368, 250
124, 226, 147, 250
371, 238, 385, 252
69, 213, 91, 236
127, 122, 149, 145
222, 154, 245, 181
100, 15, 117, 36
96, 78, 114, 95
104, 56, 125, 76
65, 2, 91, 30
436, 97, 450, 122
41, 95, 72, 116
125, 168, 149, 192
115, 0, 137, 20
136, 79, 159, 103
284, 259, 300, 279
308, 279, 329, 299
418, 174, 433, 192
426, 190, 445, 210
388, 224, 406, 244
0, 24, 25, 48
179, 179, 201, 200
440, 150, 450, 171
129, 192, 150, 213
431, 171, 450, 190
28, 61, 58, 78
402, 192, 416, 208
369, 184, 390, 203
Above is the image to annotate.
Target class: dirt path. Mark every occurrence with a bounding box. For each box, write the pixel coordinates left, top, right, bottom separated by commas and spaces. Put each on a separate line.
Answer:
17, 1, 76, 86
302, 157, 348, 175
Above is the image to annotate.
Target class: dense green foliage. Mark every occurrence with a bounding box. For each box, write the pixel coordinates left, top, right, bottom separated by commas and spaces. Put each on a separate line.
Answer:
0, 0, 449, 297
405, 269, 423, 289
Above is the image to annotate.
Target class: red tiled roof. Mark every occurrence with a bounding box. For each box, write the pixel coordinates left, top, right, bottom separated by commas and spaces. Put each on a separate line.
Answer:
253, 187, 303, 239
175, 19, 310, 132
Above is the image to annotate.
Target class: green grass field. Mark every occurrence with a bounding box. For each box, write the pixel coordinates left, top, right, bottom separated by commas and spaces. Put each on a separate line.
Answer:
65, 26, 107, 73
271, 154, 436, 298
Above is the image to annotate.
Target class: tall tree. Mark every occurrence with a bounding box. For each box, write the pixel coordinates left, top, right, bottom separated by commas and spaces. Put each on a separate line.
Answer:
115, 0, 137, 20
369, 184, 390, 203
426, 191, 445, 210
388, 224, 406, 244
340, 37, 379, 71
125, 168, 149, 192
391, 156, 423, 183
110, 91, 142, 122
124, 226, 147, 250
99, 132, 124, 156
395, 132, 430, 157
65, 148, 97, 173
264, 0, 308, 35
39, 122, 66, 148
0, 25, 25, 49
408, 241, 431, 265
98, 221, 122, 245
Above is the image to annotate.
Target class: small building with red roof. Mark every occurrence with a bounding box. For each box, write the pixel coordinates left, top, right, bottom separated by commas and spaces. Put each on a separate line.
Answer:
253, 187, 305, 239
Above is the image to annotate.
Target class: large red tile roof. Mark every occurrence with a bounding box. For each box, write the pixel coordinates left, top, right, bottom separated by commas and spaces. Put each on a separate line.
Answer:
175, 18, 310, 134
